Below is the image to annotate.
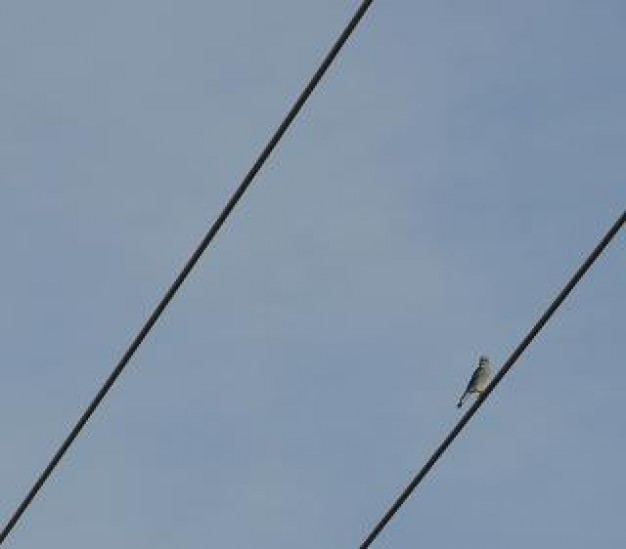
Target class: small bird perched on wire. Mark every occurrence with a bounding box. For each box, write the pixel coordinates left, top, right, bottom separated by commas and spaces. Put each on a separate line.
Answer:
457, 355, 492, 408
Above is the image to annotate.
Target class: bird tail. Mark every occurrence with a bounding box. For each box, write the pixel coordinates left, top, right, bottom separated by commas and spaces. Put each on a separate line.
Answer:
457, 392, 467, 409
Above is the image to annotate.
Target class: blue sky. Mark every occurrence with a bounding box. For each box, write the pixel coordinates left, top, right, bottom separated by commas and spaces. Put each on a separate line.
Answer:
1, 1, 624, 547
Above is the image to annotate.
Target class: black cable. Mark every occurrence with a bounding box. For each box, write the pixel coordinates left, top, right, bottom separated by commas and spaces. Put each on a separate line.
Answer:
0, 1, 375, 544
360, 210, 625, 549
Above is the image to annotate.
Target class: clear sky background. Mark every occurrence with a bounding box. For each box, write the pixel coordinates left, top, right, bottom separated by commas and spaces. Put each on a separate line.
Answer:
1, 1, 624, 547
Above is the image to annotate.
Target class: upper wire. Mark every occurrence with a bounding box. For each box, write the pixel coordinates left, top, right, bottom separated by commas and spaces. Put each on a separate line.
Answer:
0, 0, 376, 544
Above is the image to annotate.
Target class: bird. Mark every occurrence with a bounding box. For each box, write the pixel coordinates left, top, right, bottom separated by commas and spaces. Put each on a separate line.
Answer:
457, 355, 492, 409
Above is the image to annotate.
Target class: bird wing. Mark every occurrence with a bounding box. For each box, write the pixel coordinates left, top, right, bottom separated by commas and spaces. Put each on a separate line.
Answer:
466, 366, 483, 392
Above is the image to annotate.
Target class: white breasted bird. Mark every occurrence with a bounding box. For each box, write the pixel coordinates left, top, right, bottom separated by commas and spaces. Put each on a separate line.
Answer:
457, 355, 492, 408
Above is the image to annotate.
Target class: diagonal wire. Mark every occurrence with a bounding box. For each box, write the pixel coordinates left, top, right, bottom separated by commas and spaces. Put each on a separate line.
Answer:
360, 209, 625, 549
0, 0, 376, 544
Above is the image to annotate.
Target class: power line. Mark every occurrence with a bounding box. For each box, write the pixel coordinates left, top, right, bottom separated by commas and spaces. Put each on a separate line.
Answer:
0, 1, 376, 544
360, 209, 625, 549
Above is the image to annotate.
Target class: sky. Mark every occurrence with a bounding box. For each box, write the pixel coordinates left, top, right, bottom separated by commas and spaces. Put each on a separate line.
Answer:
0, 0, 625, 547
